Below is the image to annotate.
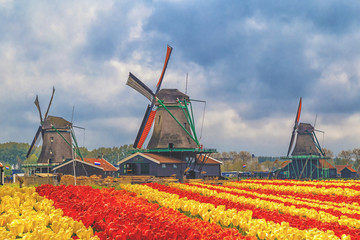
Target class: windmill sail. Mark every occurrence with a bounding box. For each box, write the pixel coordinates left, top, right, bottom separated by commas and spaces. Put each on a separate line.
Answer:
26, 126, 42, 158
127, 73, 155, 102
34, 96, 43, 123
287, 97, 302, 156
44, 87, 55, 120
134, 105, 153, 148
155, 45, 172, 93
135, 108, 156, 149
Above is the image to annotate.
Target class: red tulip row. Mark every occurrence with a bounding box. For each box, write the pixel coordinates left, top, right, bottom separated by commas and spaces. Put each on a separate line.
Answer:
36, 184, 249, 240
143, 182, 360, 238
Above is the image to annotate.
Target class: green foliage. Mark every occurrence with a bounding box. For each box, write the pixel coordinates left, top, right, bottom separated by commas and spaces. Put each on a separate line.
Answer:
23, 154, 38, 164
0, 142, 133, 171
78, 144, 133, 165
4, 164, 12, 176
0, 142, 29, 167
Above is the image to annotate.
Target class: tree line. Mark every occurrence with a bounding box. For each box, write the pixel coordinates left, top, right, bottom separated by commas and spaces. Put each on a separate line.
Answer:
214, 148, 360, 172
0, 142, 134, 172
1, 142, 360, 173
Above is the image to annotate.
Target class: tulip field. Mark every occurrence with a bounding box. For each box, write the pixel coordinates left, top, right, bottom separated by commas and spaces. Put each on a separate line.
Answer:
2, 180, 360, 239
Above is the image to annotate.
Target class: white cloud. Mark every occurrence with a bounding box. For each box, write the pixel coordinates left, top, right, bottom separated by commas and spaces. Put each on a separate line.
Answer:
244, 17, 266, 32
127, 4, 153, 41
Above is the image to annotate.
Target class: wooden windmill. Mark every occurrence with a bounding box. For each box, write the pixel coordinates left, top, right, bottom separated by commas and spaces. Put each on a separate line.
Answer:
26, 87, 83, 171
280, 97, 334, 179
127, 46, 200, 150
287, 97, 324, 157
126, 45, 216, 179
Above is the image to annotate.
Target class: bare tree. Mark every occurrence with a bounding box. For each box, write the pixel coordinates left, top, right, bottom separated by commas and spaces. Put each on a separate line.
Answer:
322, 148, 334, 158
337, 150, 353, 165
352, 148, 360, 170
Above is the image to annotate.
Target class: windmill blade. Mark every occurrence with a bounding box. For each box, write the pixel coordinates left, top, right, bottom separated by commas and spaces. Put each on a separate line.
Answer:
34, 95, 43, 123
44, 87, 55, 120
127, 73, 155, 102
133, 105, 156, 149
295, 97, 302, 125
155, 45, 173, 94
26, 126, 42, 158
137, 110, 156, 148
73, 126, 85, 130
314, 114, 318, 129
287, 130, 296, 157
287, 97, 302, 157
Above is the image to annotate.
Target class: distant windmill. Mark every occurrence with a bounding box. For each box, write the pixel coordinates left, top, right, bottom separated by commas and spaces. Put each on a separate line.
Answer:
26, 87, 83, 166
281, 97, 331, 179
287, 97, 324, 157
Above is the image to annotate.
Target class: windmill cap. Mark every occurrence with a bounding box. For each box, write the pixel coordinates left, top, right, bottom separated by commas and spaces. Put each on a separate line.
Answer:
156, 89, 190, 104
297, 123, 314, 134
43, 116, 72, 129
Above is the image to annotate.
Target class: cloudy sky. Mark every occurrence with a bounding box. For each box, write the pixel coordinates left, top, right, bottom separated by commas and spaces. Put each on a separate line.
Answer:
1, 0, 360, 157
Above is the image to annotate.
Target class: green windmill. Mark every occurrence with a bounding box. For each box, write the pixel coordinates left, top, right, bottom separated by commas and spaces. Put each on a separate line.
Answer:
126, 45, 216, 179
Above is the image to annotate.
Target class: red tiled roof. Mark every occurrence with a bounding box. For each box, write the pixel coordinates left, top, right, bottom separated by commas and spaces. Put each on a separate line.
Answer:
335, 165, 357, 175
83, 158, 118, 171
142, 153, 183, 164
319, 159, 335, 169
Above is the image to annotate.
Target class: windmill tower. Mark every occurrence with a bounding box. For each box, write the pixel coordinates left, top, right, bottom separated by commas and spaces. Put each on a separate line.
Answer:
126, 45, 216, 179
26, 88, 75, 173
281, 97, 332, 179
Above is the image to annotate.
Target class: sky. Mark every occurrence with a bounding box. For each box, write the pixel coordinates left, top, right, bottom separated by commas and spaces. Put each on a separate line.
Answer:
1, 0, 360, 157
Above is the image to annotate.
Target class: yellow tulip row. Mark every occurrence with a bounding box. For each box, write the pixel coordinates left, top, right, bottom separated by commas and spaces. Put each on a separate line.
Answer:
0, 186, 99, 240
170, 183, 360, 230
224, 181, 360, 197
120, 184, 341, 240
194, 183, 360, 223
241, 179, 360, 188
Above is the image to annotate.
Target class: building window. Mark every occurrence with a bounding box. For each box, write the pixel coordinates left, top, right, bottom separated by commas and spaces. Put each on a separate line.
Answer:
50, 137, 54, 143
173, 164, 177, 169
162, 164, 166, 169
50, 149, 53, 155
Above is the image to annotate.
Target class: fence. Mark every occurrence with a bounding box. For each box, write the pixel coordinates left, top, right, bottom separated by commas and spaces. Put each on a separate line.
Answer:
12, 175, 181, 187
21, 176, 57, 186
